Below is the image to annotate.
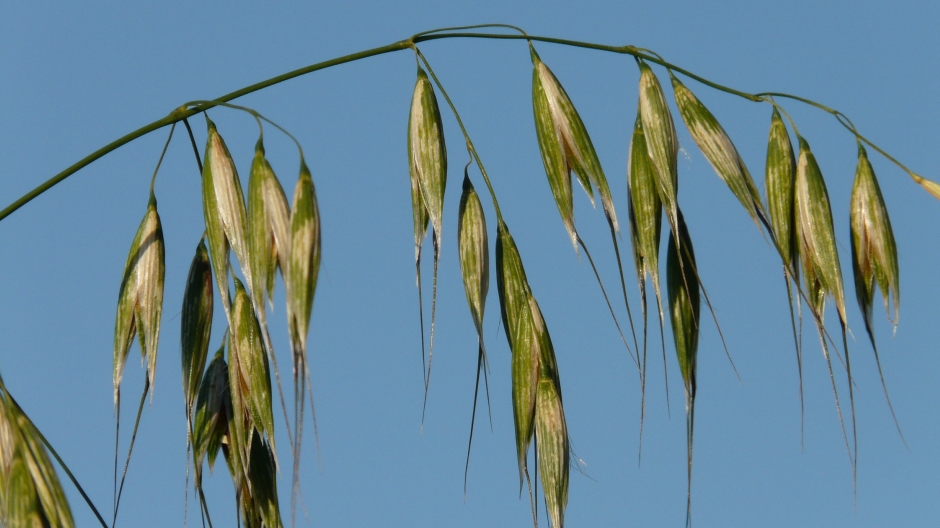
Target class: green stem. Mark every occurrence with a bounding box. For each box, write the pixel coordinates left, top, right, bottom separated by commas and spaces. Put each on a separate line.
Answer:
182, 118, 204, 175
756, 91, 924, 182
412, 23, 527, 38
1, 29, 922, 222
0, 39, 412, 222
149, 123, 176, 195
414, 32, 764, 102
187, 100, 307, 160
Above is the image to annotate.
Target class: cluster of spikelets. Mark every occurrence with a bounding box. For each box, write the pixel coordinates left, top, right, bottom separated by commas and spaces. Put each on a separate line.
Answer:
406, 39, 905, 528
108, 117, 321, 528
0, 36, 911, 528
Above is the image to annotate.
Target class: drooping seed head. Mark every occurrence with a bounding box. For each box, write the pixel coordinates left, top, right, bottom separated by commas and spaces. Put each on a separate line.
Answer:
136, 195, 165, 400
765, 108, 798, 271
113, 223, 142, 406
495, 221, 537, 488
408, 67, 447, 242
181, 239, 214, 425
638, 61, 679, 233
263, 163, 292, 302
535, 375, 568, 528
248, 139, 275, 314
247, 430, 281, 528
666, 211, 700, 401
201, 123, 232, 325
795, 136, 845, 322
204, 119, 252, 298
288, 160, 321, 358
231, 278, 275, 456
458, 173, 489, 339
850, 143, 899, 335
528, 294, 569, 527
671, 73, 764, 228
531, 46, 618, 251
113, 193, 165, 405
192, 346, 229, 478
225, 329, 250, 489
628, 112, 664, 303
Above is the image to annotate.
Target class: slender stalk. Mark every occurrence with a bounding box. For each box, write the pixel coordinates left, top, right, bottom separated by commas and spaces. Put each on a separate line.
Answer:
182, 118, 204, 175
756, 92, 925, 183
0, 39, 411, 222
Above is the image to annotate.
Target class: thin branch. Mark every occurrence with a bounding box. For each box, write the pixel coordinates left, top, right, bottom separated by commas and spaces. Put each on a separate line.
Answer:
182, 118, 204, 175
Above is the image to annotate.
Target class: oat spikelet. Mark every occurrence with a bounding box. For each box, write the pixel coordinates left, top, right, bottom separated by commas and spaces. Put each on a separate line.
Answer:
666, 210, 699, 528
113, 192, 165, 405
408, 66, 447, 417
671, 73, 765, 229
638, 61, 679, 235
531, 45, 619, 250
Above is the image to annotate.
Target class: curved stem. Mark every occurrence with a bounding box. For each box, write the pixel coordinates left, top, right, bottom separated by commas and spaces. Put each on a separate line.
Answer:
412, 23, 527, 38
189, 100, 265, 135
413, 32, 765, 102
149, 123, 176, 195
182, 118, 204, 175
2, 29, 923, 222
755, 91, 924, 182
0, 39, 411, 222
186, 100, 307, 160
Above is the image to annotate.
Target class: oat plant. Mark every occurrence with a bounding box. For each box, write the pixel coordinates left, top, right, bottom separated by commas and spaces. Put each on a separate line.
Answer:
0, 24, 935, 528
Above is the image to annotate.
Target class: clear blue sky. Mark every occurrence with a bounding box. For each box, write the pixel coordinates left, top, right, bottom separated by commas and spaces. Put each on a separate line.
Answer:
2, 1, 938, 526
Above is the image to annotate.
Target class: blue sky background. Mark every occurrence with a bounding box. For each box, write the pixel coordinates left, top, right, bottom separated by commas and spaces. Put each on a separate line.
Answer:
1, 1, 938, 526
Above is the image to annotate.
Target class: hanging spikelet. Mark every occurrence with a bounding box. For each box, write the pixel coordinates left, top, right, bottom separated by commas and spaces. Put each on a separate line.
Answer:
850, 143, 899, 340
287, 160, 321, 366
113, 192, 165, 406
231, 278, 276, 458
495, 221, 537, 492
530, 45, 619, 250
637, 61, 679, 235
795, 136, 846, 321
850, 142, 904, 442
666, 210, 699, 528
457, 169, 491, 480
794, 135, 857, 480
496, 220, 571, 527
530, 295, 569, 528
765, 108, 798, 271
671, 73, 765, 229
0, 382, 74, 528
192, 346, 230, 485
201, 122, 233, 325
204, 119, 252, 292
407, 65, 447, 412
529, 43, 638, 380
181, 240, 214, 429
627, 110, 668, 441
